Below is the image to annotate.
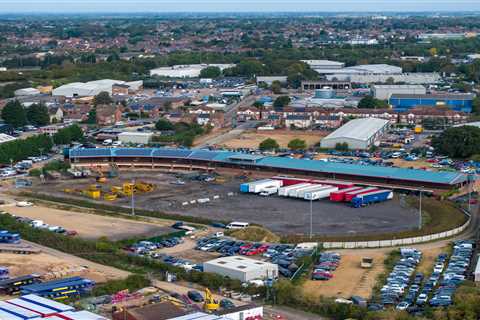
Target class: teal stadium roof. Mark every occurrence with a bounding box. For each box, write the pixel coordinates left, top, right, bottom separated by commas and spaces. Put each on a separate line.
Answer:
68, 148, 467, 185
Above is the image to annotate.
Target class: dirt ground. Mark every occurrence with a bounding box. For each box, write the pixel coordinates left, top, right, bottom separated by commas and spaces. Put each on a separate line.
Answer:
0, 249, 127, 283
157, 238, 220, 263
221, 130, 326, 149
3, 204, 174, 241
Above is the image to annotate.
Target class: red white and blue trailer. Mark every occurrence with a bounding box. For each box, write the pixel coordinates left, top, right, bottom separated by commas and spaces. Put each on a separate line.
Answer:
351, 190, 393, 208
344, 187, 378, 202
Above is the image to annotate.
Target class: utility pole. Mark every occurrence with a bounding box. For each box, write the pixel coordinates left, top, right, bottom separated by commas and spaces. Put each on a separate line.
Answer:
131, 178, 135, 216
309, 198, 313, 239
418, 188, 422, 230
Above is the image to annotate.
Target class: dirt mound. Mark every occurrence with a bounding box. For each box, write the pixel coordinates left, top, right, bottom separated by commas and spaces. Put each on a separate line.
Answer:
229, 226, 280, 243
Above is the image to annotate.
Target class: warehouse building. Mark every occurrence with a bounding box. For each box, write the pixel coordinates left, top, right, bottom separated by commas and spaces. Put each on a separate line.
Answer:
389, 93, 475, 112
118, 132, 153, 145
320, 118, 390, 150
52, 80, 143, 98
203, 256, 278, 282
372, 84, 426, 100
326, 72, 441, 84
150, 64, 235, 78
301, 59, 345, 72
0, 133, 16, 145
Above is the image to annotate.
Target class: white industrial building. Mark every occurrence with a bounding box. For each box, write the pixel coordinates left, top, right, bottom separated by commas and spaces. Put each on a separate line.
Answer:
203, 256, 278, 282
150, 64, 235, 78
256, 76, 287, 85
52, 79, 143, 97
14, 87, 40, 96
320, 118, 390, 150
372, 84, 427, 100
118, 132, 153, 145
327, 72, 441, 84
301, 60, 345, 71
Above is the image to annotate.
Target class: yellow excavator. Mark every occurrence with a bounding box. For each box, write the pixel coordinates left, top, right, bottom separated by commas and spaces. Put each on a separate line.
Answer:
203, 288, 219, 312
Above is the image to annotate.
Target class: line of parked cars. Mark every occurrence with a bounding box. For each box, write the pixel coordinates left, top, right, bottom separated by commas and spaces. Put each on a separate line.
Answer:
12, 215, 77, 236
312, 252, 341, 281
429, 240, 474, 307
378, 248, 422, 309
195, 237, 312, 278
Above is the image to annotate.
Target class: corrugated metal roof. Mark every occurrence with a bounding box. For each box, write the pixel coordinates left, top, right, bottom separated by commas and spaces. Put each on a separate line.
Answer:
391, 93, 475, 100
322, 118, 389, 142
69, 148, 467, 185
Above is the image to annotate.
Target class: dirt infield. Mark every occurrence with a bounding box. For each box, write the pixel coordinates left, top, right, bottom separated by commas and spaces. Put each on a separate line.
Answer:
220, 130, 326, 149
4, 204, 174, 241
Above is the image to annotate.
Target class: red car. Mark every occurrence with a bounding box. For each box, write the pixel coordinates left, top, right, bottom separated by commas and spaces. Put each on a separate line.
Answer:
257, 244, 269, 253
245, 249, 260, 256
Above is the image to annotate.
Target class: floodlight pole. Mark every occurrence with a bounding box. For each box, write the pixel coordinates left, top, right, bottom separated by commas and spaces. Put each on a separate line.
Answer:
309, 198, 313, 239
418, 188, 422, 230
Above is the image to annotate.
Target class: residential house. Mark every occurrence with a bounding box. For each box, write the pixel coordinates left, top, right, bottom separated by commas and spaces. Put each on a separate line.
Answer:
49, 106, 64, 123
96, 104, 122, 126
285, 114, 312, 129
237, 106, 261, 122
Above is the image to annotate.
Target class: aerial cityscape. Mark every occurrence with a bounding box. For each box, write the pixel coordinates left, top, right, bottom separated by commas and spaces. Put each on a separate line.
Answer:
0, 1, 479, 320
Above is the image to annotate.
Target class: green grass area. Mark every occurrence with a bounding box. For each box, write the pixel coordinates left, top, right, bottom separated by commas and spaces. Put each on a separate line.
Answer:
281, 197, 468, 243
226, 226, 280, 243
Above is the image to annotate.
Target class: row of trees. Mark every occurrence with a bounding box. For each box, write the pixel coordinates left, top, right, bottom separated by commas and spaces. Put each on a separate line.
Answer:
259, 138, 307, 151
432, 126, 480, 159
1, 100, 50, 128
154, 118, 206, 147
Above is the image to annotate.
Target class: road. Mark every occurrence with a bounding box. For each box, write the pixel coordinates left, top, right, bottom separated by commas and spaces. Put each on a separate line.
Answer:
197, 120, 259, 148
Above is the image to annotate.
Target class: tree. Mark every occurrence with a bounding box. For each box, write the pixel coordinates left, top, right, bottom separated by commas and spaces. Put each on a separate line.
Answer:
472, 97, 480, 115
259, 138, 280, 151
86, 107, 97, 124
335, 142, 349, 151
273, 96, 291, 111
1, 100, 27, 128
288, 138, 307, 151
199, 66, 221, 79
358, 96, 388, 109
155, 118, 175, 131
93, 91, 113, 106
26, 103, 49, 127
431, 126, 480, 158
271, 80, 282, 94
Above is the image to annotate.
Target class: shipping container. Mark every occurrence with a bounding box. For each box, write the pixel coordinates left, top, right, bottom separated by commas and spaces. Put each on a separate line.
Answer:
305, 187, 339, 200
0, 231, 21, 244
278, 183, 312, 197
0, 275, 41, 295
344, 187, 378, 202
239, 183, 250, 193
286, 183, 314, 197
329, 186, 363, 202
351, 190, 393, 208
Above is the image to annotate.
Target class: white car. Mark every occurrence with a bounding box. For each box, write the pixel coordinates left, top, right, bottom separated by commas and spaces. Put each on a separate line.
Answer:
16, 201, 33, 207
396, 302, 410, 310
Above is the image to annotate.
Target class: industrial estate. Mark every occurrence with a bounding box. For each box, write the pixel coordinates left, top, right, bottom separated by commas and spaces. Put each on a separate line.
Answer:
0, 6, 479, 320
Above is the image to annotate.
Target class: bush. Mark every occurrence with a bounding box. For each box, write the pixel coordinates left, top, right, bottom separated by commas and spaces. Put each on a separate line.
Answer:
92, 275, 151, 296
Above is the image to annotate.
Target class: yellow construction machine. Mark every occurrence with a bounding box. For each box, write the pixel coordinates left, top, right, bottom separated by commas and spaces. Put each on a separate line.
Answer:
83, 185, 101, 199
203, 288, 219, 312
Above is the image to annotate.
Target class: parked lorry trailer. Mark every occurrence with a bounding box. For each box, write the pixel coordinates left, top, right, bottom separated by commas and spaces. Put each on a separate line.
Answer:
278, 183, 312, 197
272, 176, 310, 186
289, 184, 326, 198
329, 186, 363, 202
351, 190, 393, 208
240, 179, 283, 193
344, 187, 378, 202
0, 230, 21, 244
296, 185, 330, 199
20, 277, 95, 300
272, 176, 354, 189
0, 274, 41, 295
304, 186, 339, 200
311, 180, 354, 189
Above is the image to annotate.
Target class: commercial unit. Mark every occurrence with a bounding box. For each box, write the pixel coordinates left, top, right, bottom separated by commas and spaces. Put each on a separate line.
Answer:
52, 80, 143, 98
301, 80, 351, 94
150, 64, 235, 78
301, 60, 345, 71
118, 132, 153, 145
320, 118, 390, 150
0, 133, 16, 145
67, 148, 469, 190
326, 72, 441, 84
20, 277, 95, 300
390, 93, 475, 112
372, 85, 426, 100
14, 88, 41, 97
203, 256, 278, 282
256, 76, 287, 85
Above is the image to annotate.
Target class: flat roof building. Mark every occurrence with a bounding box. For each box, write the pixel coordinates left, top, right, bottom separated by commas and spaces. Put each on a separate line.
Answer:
118, 132, 153, 145
150, 64, 235, 78
390, 93, 475, 113
203, 256, 278, 282
301, 60, 345, 70
320, 118, 390, 150
52, 80, 143, 98
372, 84, 426, 100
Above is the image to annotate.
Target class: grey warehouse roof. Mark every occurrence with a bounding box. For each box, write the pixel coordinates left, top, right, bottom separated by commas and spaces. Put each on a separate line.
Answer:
322, 118, 389, 142
390, 93, 475, 100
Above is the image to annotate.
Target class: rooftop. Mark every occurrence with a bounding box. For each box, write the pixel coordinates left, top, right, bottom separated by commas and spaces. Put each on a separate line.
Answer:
204, 256, 276, 272
322, 118, 389, 142
390, 93, 475, 100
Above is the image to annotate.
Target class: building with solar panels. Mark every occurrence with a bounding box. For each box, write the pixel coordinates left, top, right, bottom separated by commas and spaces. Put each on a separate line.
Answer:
320, 118, 390, 150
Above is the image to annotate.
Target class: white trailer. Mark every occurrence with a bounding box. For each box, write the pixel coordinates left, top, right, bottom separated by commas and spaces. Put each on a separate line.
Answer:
288, 184, 317, 198
248, 179, 283, 194
304, 186, 339, 200
295, 185, 331, 199
278, 183, 312, 197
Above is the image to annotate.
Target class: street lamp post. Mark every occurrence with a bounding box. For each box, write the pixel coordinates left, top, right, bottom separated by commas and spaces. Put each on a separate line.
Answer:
418, 188, 422, 230
309, 198, 313, 239
131, 178, 135, 216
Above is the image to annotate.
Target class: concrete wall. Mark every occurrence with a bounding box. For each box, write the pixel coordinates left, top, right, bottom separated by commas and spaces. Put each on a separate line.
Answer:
323, 217, 470, 249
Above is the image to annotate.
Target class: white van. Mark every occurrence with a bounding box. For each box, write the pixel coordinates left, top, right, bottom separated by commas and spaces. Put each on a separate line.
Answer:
102, 139, 113, 146
226, 222, 249, 229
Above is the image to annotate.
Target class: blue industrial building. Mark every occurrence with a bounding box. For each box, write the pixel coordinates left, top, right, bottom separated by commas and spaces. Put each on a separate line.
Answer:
67, 147, 468, 190
389, 93, 475, 112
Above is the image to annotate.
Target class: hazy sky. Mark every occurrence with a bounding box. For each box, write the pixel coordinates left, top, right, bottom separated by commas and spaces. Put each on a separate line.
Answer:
0, 0, 479, 13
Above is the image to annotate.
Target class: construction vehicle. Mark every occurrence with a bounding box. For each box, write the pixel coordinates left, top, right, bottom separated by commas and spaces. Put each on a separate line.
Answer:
104, 193, 117, 201
414, 125, 423, 134
203, 288, 219, 312
361, 257, 373, 268
135, 181, 155, 192
83, 185, 101, 199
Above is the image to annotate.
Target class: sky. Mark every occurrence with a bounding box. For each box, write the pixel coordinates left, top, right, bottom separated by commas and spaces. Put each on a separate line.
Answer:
0, 0, 479, 13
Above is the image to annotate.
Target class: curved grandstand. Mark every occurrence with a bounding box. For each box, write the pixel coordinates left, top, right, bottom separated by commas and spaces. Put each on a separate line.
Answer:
67, 148, 468, 191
